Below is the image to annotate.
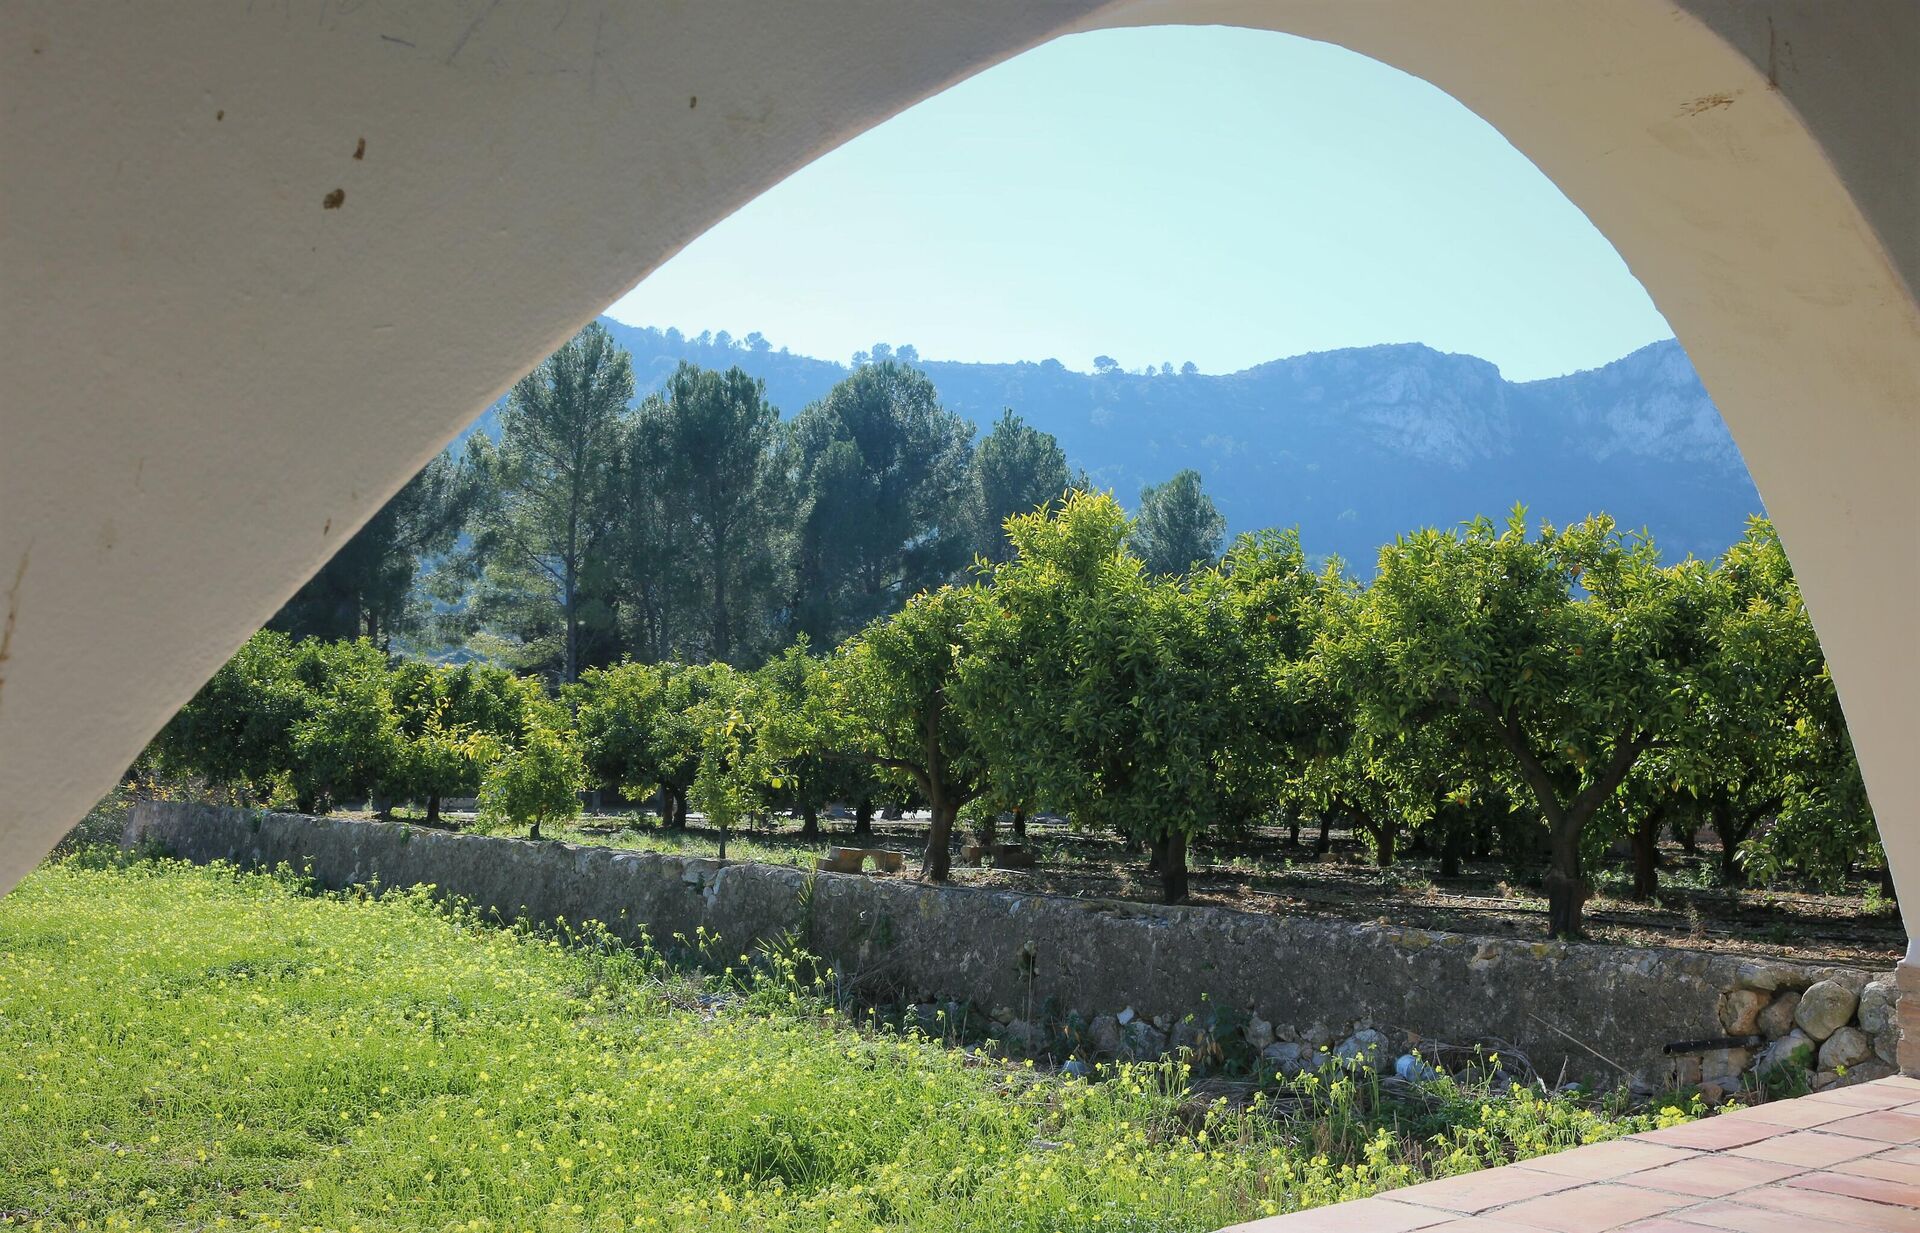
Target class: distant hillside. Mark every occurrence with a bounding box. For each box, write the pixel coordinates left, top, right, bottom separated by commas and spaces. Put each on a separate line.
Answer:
465, 321, 1760, 568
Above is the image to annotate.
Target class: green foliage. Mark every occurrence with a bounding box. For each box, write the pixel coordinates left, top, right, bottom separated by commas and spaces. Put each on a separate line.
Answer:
786, 361, 976, 645
1130, 467, 1226, 577
289, 645, 405, 813
270, 444, 482, 646
162, 493, 1880, 927
573, 659, 740, 826
456, 321, 634, 683
1697, 519, 1877, 887
809, 584, 995, 879
970, 408, 1069, 563
685, 662, 766, 858
627, 363, 789, 662
151, 630, 315, 801
958, 492, 1319, 900
1320, 510, 1719, 936
477, 713, 585, 838
388, 659, 538, 816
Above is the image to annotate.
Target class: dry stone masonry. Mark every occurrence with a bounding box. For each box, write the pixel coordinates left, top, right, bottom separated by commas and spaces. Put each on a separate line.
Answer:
123, 802, 1905, 1096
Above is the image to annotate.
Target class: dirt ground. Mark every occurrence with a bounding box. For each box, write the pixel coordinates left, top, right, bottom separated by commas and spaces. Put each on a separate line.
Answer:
403, 807, 1906, 968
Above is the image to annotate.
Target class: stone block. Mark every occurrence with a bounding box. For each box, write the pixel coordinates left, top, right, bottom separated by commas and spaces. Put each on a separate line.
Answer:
1835, 1059, 1896, 1086
1755, 1028, 1815, 1076
1793, 979, 1858, 1042
1857, 980, 1897, 1036
1699, 1046, 1751, 1086
1718, 988, 1769, 1034
1336, 1028, 1391, 1072
1817, 1025, 1873, 1071
1757, 990, 1800, 1039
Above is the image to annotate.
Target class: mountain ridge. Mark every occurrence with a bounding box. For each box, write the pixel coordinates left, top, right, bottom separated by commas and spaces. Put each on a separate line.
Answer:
467, 320, 1760, 569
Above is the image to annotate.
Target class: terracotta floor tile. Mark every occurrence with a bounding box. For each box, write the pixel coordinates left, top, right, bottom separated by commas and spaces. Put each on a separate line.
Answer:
1738, 1182, 1920, 1231
1729, 1128, 1888, 1167
1489, 1183, 1690, 1232
1721, 1099, 1862, 1129
1623, 1153, 1804, 1197
1804, 1084, 1919, 1111
1517, 1141, 1702, 1181
1388, 1167, 1585, 1214
1630, 1119, 1780, 1151
1845, 1154, 1920, 1183
1224, 1089, 1920, 1233
1663, 1197, 1875, 1232
1787, 1168, 1920, 1208
1218, 1196, 1457, 1232
1826, 1109, 1920, 1144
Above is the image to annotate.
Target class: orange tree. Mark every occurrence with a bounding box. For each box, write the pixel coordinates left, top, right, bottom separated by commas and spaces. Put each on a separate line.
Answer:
751, 641, 880, 838
389, 660, 541, 823
1693, 518, 1877, 889
956, 492, 1316, 902
1320, 511, 1716, 937
151, 630, 315, 803
476, 706, 585, 839
795, 584, 994, 881
571, 660, 734, 827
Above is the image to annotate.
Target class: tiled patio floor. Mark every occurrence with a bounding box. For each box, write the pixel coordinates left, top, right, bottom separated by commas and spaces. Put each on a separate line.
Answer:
1224, 1075, 1920, 1232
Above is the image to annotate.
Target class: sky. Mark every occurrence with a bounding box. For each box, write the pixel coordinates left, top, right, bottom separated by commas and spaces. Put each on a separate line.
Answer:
607, 26, 1674, 384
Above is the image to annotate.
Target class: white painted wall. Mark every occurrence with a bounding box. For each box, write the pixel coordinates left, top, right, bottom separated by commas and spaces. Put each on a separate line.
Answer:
4, 2, 1916, 952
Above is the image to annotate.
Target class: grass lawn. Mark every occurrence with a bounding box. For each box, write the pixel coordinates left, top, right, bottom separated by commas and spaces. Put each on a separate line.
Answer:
1, 857, 1696, 1232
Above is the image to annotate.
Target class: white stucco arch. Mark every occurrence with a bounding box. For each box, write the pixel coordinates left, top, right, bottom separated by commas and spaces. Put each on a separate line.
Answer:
4, 0, 1916, 1003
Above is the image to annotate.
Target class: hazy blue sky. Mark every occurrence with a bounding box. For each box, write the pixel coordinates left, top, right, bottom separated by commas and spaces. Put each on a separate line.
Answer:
607, 27, 1673, 383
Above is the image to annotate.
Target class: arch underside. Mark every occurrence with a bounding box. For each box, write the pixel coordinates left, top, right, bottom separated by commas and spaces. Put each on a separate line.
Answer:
3, 1, 1916, 962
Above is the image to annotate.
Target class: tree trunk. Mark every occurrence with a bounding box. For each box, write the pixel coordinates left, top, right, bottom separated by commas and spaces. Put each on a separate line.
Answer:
711, 544, 730, 663
883, 802, 903, 821
800, 804, 819, 838
717, 820, 728, 861
977, 809, 997, 848
665, 787, 688, 830
1154, 832, 1190, 904
1287, 818, 1301, 847
1630, 803, 1667, 902
1712, 798, 1746, 886
426, 795, 441, 825
1371, 818, 1396, 869
1439, 826, 1464, 879
1011, 808, 1027, 841
922, 800, 956, 882
854, 798, 874, 837
375, 796, 393, 822
1545, 820, 1587, 938
529, 819, 542, 840
1315, 813, 1332, 854
562, 560, 578, 687
1672, 813, 1698, 856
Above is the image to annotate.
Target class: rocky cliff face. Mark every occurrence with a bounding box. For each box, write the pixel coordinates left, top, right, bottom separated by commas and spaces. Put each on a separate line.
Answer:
470, 323, 1761, 567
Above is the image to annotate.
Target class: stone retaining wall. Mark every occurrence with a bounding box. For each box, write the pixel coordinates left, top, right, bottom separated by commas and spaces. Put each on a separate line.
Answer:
123, 801, 1900, 1093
